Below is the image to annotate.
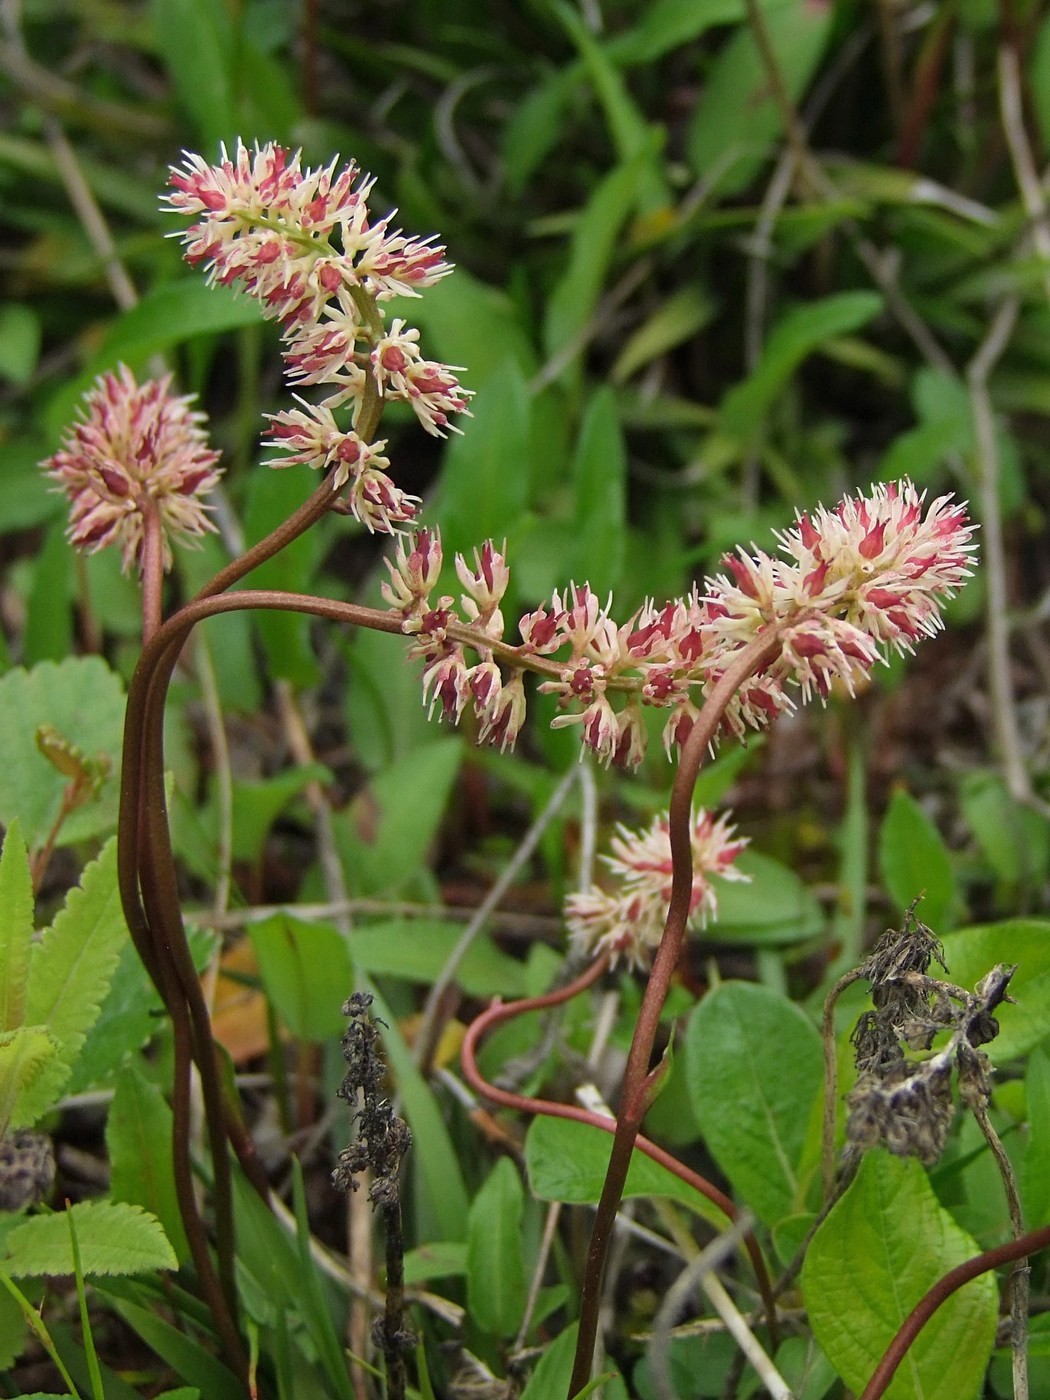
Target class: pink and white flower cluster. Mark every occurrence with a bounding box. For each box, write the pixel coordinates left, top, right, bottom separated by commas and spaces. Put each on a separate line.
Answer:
43, 365, 222, 573
565, 809, 749, 967
165, 141, 471, 533
382, 482, 975, 766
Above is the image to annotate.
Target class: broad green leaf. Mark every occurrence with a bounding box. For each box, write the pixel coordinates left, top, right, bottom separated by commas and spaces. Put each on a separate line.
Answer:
960, 771, 1050, 886
347, 920, 527, 997
519, 1320, 628, 1400
149, 0, 235, 147
227, 764, 331, 864
685, 981, 822, 1224
878, 789, 958, 931
466, 1157, 527, 1336
0, 1028, 58, 1138
568, 386, 626, 588
687, 0, 833, 195
0, 1275, 28, 1370
0, 657, 125, 848
1023, 1047, 1050, 1227
708, 851, 824, 944
22, 522, 73, 667
402, 1241, 467, 1286
344, 616, 438, 772
802, 1152, 997, 1400
610, 284, 716, 384
338, 738, 464, 896
178, 537, 263, 715
390, 265, 537, 383
941, 919, 1050, 1061
502, 70, 577, 195
432, 359, 531, 555
15, 840, 127, 1126
249, 914, 353, 1041
525, 1116, 727, 1229
0, 437, 58, 532
0, 821, 32, 1032
2, 1202, 176, 1277
544, 143, 657, 364
611, 0, 745, 63
0, 304, 41, 385
107, 1065, 189, 1265
720, 292, 882, 440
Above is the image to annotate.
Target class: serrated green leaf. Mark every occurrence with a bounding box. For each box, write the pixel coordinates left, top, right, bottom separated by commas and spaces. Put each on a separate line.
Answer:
249, 914, 352, 1041
0, 1028, 59, 1137
720, 292, 882, 440
3, 1201, 176, 1277
524, 1116, 727, 1228
802, 1151, 997, 1400
0, 821, 33, 1032
0, 658, 125, 848
107, 1065, 189, 1265
14, 840, 127, 1125
878, 789, 958, 931
466, 1157, 527, 1337
685, 981, 823, 1224
940, 919, 1050, 1061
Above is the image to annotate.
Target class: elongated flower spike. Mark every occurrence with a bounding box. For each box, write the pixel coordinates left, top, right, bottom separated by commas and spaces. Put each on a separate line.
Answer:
43, 365, 222, 573
165, 140, 472, 535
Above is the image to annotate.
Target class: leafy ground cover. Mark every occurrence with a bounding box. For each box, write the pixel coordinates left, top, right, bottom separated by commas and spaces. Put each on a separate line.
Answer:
2, 1, 1050, 1398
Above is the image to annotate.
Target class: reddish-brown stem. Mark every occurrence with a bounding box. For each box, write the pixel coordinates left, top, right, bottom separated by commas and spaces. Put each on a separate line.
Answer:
568, 630, 782, 1398
139, 497, 164, 646
459, 962, 776, 1318
859, 1222, 1050, 1400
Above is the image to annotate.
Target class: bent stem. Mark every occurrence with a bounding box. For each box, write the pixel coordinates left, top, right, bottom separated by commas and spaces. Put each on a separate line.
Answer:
859, 1222, 1050, 1400
459, 960, 776, 1320
567, 630, 782, 1399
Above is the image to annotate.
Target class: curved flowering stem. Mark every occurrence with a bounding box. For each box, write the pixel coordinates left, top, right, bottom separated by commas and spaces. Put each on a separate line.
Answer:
859, 1222, 1050, 1400
568, 629, 782, 1399
458, 960, 777, 1323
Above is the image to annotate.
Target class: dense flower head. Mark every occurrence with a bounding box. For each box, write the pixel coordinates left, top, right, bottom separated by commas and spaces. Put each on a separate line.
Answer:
565, 809, 749, 968
165, 141, 471, 534
383, 482, 974, 767
43, 365, 222, 573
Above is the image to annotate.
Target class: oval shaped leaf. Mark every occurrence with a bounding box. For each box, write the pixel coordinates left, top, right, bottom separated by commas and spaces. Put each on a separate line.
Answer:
802, 1151, 997, 1400
878, 789, 958, 931
685, 980, 822, 1224
466, 1157, 527, 1337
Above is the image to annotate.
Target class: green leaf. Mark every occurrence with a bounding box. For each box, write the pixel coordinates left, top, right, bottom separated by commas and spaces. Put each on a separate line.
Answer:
22, 522, 74, 667
1023, 1047, 1050, 1228
227, 764, 331, 864
940, 919, 1050, 1061
402, 1241, 467, 1286
568, 386, 627, 588
103, 1292, 243, 1400
610, 283, 716, 383
684, 981, 823, 1224
0, 1258, 28, 1368
878, 789, 958, 931
14, 840, 128, 1126
432, 359, 531, 555
2, 1202, 176, 1277
249, 914, 353, 1041
687, 0, 833, 196
802, 1151, 998, 1400
338, 738, 464, 896
0, 304, 41, 385
520, 1322, 579, 1400
544, 144, 657, 365
107, 1065, 189, 1265
0, 1028, 58, 1138
0, 821, 33, 1032
466, 1158, 527, 1337
960, 771, 1050, 885
391, 266, 537, 386
149, 0, 235, 147
720, 292, 882, 440
611, 0, 745, 63
346, 920, 526, 997
0, 658, 125, 848
524, 1116, 728, 1229
708, 851, 824, 944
